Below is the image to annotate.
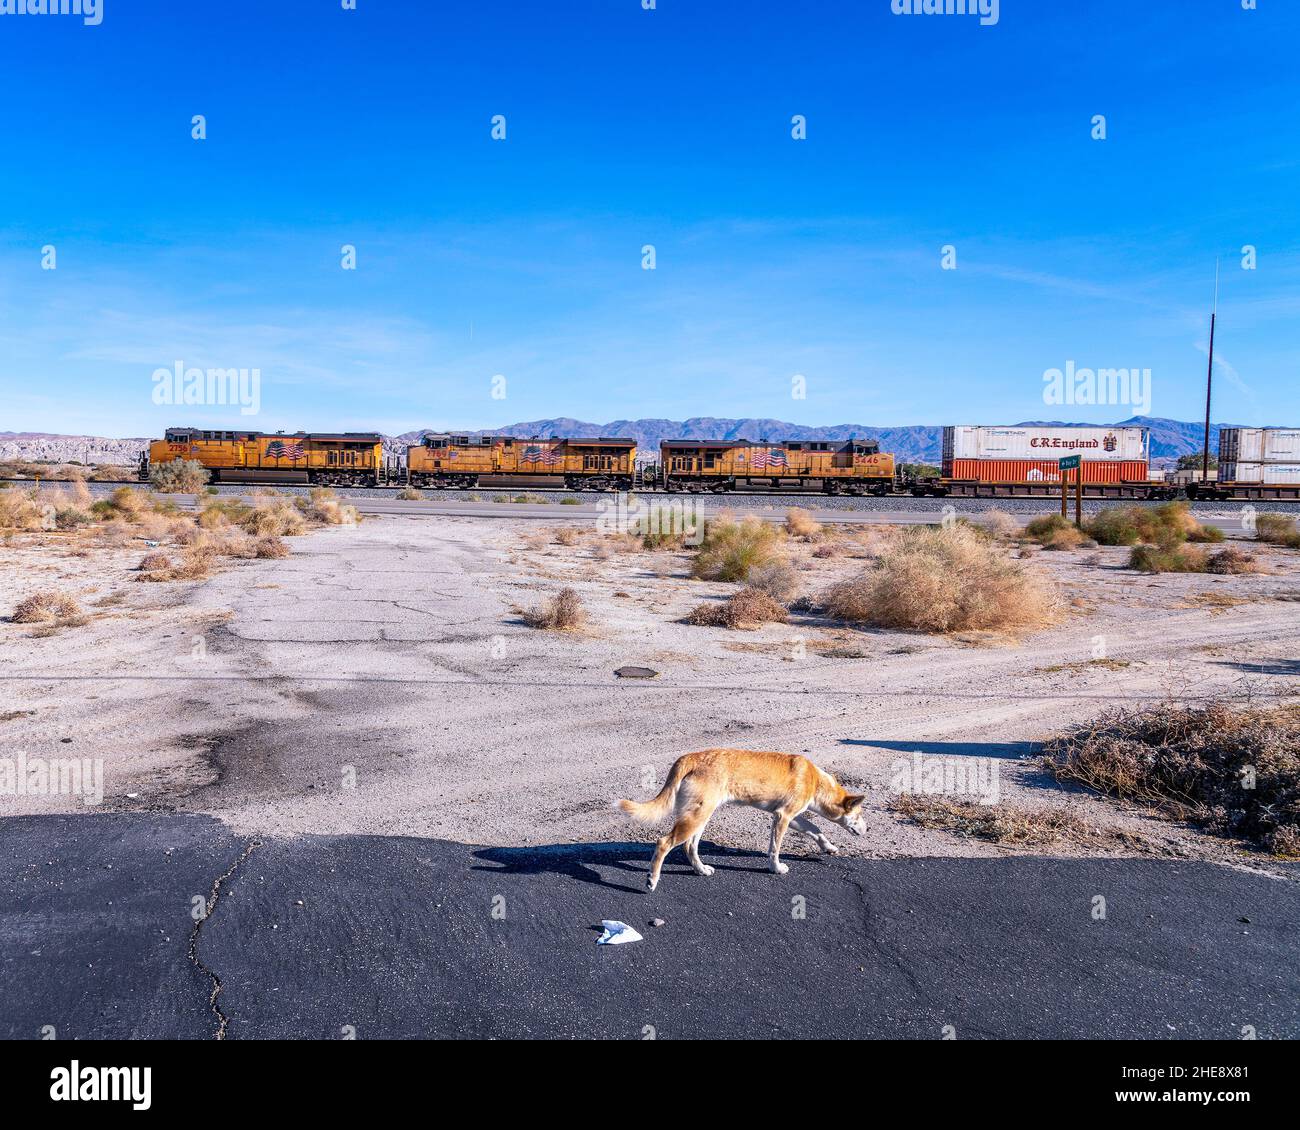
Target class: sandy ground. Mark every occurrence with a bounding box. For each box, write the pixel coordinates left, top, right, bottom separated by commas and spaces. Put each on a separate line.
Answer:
2, 513, 1299, 868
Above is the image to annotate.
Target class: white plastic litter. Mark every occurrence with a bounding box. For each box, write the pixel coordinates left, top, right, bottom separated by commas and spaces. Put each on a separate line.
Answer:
596, 920, 643, 945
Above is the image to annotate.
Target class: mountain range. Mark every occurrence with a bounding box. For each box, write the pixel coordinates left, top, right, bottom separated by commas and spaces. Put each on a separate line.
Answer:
0, 416, 1249, 468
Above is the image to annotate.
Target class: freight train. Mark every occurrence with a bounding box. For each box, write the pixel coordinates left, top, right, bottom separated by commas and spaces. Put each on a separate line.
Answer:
138, 423, 1300, 499
407, 434, 636, 491
659, 438, 895, 494
139, 427, 390, 486
1185, 428, 1300, 501
908, 425, 1178, 500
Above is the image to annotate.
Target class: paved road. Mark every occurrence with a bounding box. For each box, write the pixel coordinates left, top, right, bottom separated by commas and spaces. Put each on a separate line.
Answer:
1, 814, 1295, 1039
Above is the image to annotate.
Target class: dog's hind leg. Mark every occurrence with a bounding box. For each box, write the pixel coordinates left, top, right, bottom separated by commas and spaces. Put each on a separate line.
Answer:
792, 813, 839, 855
684, 807, 718, 877
647, 804, 712, 891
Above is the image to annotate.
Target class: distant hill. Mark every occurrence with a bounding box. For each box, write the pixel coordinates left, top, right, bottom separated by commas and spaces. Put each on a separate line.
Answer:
2, 416, 1249, 468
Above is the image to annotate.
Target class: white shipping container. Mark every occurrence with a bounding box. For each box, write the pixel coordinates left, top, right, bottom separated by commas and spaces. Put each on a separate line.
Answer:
1218, 427, 1300, 464
1221, 461, 1300, 486
946, 425, 1148, 463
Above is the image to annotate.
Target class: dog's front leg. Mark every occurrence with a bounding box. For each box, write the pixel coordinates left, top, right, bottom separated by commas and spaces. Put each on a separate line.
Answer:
792, 813, 839, 855
768, 812, 792, 875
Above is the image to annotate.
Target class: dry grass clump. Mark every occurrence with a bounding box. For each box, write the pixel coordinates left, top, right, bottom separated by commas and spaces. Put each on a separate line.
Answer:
521, 587, 585, 630
784, 507, 821, 540
685, 586, 789, 629
1043, 701, 1300, 853
149, 458, 210, 493
138, 551, 172, 571
1255, 513, 1300, 549
1087, 502, 1221, 547
811, 543, 839, 559
892, 796, 1094, 846
1204, 546, 1260, 575
553, 527, 581, 546
691, 515, 784, 582
395, 486, 423, 501
298, 487, 359, 526
12, 589, 84, 624
745, 561, 800, 603
822, 525, 1058, 634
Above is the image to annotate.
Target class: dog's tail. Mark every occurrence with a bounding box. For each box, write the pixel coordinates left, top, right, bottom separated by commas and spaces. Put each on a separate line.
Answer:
616, 756, 690, 823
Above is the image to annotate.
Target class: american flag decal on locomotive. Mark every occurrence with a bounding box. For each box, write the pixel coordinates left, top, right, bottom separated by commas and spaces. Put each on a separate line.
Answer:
265, 439, 306, 461
748, 447, 788, 470
520, 444, 563, 466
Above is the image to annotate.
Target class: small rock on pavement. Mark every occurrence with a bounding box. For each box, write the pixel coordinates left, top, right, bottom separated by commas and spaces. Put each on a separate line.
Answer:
650, 918, 665, 928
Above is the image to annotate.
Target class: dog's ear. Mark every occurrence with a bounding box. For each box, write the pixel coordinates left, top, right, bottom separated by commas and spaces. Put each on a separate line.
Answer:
842, 793, 865, 813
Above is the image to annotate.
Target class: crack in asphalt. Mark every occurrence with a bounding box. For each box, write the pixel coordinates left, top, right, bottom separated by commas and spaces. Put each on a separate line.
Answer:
187, 838, 261, 1040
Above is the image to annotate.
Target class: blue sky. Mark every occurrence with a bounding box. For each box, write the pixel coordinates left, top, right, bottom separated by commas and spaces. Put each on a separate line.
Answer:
1, 0, 1297, 437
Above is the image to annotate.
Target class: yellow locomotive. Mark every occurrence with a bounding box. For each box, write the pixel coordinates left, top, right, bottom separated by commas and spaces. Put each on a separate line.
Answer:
140, 427, 388, 486
659, 438, 895, 494
407, 434, 636, 491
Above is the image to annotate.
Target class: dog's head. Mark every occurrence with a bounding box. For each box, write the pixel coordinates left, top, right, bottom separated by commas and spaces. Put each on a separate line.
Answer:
832, 793, 867, 836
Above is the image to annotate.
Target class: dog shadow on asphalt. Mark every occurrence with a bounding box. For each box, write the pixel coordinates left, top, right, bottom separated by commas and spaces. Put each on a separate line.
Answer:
472, 841, 826, 892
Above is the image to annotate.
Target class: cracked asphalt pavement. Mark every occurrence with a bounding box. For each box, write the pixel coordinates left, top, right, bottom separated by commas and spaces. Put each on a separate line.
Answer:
2, 813, 1296, 1040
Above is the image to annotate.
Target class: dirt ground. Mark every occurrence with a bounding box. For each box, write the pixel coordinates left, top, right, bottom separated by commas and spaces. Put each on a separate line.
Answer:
2, 512, 1298, 870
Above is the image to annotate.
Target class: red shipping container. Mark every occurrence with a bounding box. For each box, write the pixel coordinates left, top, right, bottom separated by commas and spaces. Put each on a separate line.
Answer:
947, 458, 1149, 485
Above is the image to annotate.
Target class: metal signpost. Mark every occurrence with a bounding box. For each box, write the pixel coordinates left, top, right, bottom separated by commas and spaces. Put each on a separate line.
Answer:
1059, 454, 1082, 526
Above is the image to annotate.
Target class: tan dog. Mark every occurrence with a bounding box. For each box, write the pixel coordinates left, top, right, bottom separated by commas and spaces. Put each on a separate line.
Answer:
617, 748, 866, 890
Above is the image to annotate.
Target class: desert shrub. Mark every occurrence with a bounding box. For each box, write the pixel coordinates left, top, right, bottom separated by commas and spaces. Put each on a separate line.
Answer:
1204, 546, 1259, 574
1255, 513, 1300, 549
149, 458, 210, 493
821, 524, 1058, 634
1043, 702, 1300, 853
12, 590, 83, 624
685, 586, 789, 629
1023, 513, 1073, 542
1128, 531, 1208, 573
243, 494, 307, 536
1041, 525, 1087, 551
559, 497, 581, 505
138, 551, 172, 571
811, 543, 838, 559
106, 486, 150, 521
784, 507, 821, 540
198, 497, 247, 529
254, 535, 291, 559
0, 490, 48, 531
746, 561, 800, 603
1086, 502, 1216, 547
297, 487, 358, 526
395, 487, 423, 501
642, 528, 687, 550
691, 515, 784, 582
976, 509, 1021, 540
521, 587, 585, 630
553, 527, 581, 546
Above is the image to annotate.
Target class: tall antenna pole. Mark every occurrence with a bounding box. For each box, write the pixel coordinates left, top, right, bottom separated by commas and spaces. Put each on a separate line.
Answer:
1202, 259, 1219, 481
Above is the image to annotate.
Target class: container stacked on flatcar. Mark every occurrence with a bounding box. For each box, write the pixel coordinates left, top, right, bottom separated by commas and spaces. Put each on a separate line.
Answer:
406, 434, 636, 490
912, 425, 1174, 499
659, 438, 895, 494
140, 427, 387, 486
1190, 428, 1300, 500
